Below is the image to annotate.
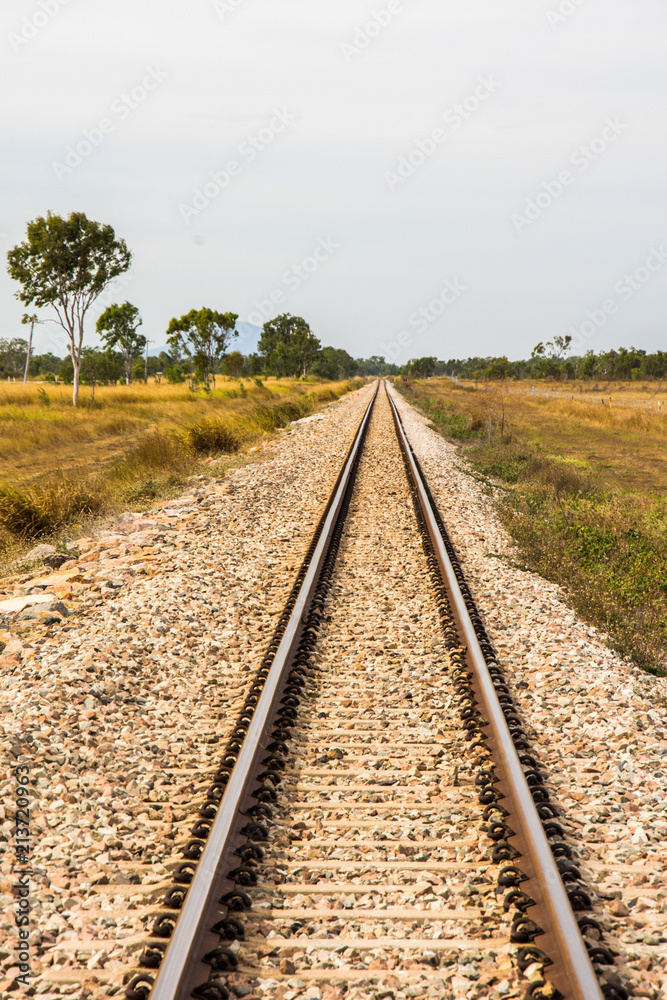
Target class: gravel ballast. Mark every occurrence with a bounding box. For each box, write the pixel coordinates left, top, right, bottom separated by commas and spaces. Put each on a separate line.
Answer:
226, 386, 524, 1000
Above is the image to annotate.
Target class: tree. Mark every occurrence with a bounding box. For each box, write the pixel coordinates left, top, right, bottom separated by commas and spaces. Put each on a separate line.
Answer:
531, 335, 572, 360
166, 308, 238, 386
404, 356, 438, 378
0, 337, 28, 377
21, 314, 43, 383
80, 348, 119, 399
165, 364, 187, 384
248, 353, 264, 376
28, 351, 62, 379
642, 350, 667, 379
6, 211, 132, 405
221, 350, 247, 378
484, 356, 510, 380
356, 355, 400, 376
96, 301, 145, 384
258, 314, 321, 377
311, 346, 358, 380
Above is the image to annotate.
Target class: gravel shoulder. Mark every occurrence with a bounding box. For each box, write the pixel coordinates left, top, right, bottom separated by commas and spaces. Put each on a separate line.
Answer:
389, 382, 667, 1000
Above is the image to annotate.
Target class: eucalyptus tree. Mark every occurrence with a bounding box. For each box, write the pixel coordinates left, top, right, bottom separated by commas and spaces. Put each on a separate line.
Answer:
166, 308, 238, 386
96, 301, 145, 383
258, 314, 321, 377
7, 211, 132, 405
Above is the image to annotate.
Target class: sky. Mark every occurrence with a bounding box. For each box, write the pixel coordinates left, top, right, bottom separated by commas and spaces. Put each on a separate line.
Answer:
1, 0, 666, 365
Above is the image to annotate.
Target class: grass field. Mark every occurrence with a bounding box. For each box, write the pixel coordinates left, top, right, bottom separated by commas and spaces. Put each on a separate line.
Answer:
395, 377, 667, 676
0, 377, 363, 565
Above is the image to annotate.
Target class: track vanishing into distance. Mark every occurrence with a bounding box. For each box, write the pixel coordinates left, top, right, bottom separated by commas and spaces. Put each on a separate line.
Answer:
107, 381, 627, 1000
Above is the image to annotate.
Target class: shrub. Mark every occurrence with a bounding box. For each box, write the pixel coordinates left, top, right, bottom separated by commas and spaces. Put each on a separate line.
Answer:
119, 432, 185, 473
165, 365, 187, 384
0, 478, 104, 539
183, 420, 241, 454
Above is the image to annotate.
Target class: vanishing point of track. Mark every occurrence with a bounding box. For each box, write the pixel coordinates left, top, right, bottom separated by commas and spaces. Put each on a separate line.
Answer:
124, 381, 626, 1000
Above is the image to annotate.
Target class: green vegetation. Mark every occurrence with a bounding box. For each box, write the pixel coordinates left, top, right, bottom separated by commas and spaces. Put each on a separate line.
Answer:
402, 344, 667, 382
396, 377, 667, 676
166, 307, 238, 387
0, 337, 398, 384
257, 313, 321, 377
96, 301, 146, 384
413, 393, 485, 440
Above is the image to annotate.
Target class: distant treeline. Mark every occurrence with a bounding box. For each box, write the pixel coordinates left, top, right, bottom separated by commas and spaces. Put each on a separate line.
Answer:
4, 335, 665, 385
0, 337, 400, 385
402, 346, 667, 381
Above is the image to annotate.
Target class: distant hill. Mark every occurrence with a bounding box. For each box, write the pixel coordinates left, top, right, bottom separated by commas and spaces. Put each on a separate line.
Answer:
149, 320, 262, 359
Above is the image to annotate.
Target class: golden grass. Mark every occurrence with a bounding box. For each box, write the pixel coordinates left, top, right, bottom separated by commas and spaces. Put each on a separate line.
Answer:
0, 478, 104, 539
0, 379, 347, 482
0, 377, 363, 561
406, 378, 667, 495
396, 376, 667, 674
460, 377, 667, 399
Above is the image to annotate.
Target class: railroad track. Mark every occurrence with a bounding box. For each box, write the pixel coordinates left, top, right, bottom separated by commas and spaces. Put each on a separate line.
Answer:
113, 381, 626, 1000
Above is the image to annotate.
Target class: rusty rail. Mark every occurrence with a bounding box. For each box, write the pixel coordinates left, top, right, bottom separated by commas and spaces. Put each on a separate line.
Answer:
145, 382, 379, 1000
386, 382, 605, 1000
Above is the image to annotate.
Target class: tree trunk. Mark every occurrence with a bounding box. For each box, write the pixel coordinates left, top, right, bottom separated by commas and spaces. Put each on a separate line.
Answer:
72, 322, 85, 407
23, 320, 34, 384
72, 357, 81, 406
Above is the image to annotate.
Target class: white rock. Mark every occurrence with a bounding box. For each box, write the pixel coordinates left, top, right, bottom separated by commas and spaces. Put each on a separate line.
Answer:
0, 594, 56, 613
25, 543, 57, 562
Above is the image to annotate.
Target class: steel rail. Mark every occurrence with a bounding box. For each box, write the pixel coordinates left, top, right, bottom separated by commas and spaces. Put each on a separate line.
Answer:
149, 382, 378, 1000
386, 382, 604, 1000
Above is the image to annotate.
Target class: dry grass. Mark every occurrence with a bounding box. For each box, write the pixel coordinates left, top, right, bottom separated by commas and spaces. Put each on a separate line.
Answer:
0, 478, 105, 539
0, 377, 363, 562
401, 378, 667, 494
396, 376, 667, 675
0, 379, 340, 482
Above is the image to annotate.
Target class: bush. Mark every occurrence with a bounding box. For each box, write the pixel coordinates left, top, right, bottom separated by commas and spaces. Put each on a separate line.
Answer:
121, 432, 185, 472
165, 365, 187, 384
0, 478, 104, 539
183, 420, 241, 454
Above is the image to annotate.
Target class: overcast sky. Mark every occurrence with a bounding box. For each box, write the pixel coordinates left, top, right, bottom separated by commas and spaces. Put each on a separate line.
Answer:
2, 0, 666, 364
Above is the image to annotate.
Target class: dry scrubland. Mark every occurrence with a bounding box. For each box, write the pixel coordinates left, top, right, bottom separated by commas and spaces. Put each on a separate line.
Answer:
395, 376, 667, 676
0, 377, 363, 566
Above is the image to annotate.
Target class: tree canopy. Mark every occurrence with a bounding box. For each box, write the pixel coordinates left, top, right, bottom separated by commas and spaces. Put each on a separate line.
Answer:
6, 211, 132, 405
166, 308, 238, 386
258, 313, 321, 377
403, 356, 438, 378
96, 301, 145, 383
0, 337, 29, 377
311, 346, 358, 380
